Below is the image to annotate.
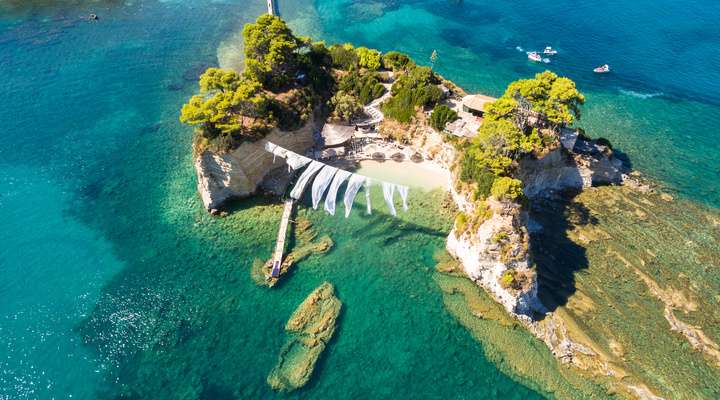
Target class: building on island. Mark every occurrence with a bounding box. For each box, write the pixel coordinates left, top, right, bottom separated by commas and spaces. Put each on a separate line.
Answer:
441, 94, 497, 137
461, 94, 497, 117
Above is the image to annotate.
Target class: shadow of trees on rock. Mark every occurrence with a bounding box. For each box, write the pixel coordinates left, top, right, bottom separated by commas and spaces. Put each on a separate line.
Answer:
528, 189, 597, 313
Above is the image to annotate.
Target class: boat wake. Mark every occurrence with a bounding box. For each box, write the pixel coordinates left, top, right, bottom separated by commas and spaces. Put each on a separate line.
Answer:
515, 46, 524, 52
619, 89, 663, 100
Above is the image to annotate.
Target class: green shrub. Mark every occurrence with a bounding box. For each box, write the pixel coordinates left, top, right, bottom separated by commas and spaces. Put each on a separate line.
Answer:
339, 70, 385, 104
459, 153, 495, 199
391, 66, 438, 94
359, 83, 386, 104
492, 231, 510, 244
356, 47, 381, 70
430, 105, 458, 132
382, 66, 442, 123
382, 51, 415, 71
381, 88, 416, 122
491, 177, 524, 201
329, 43, 359, 70
499, 270, 516, 289
455, 213, 468, 234
329, 91, 363, 122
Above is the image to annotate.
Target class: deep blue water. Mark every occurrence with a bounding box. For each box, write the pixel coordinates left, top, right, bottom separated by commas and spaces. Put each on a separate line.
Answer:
1, 0, 719, 398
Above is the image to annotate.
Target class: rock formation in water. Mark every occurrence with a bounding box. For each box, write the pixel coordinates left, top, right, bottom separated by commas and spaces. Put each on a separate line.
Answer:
267, 282, 341, 392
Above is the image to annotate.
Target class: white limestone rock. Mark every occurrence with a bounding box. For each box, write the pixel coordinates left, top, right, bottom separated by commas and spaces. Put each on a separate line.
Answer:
195, 125, 315, 212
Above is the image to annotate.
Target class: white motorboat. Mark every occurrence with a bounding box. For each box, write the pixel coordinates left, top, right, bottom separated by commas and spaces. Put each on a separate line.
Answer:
543, 46, 557, 55
527, 52, 542, 62
593, 64, 611, 73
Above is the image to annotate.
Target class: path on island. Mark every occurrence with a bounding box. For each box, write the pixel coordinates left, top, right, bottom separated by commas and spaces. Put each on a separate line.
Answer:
358, 83, 392, 126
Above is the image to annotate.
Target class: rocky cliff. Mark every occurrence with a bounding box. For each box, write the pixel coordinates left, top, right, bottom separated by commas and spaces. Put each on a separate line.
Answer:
445, 133, 627, 320
195, 124, 315, 213
446, 195, 543, 318
519, 137, 626, 199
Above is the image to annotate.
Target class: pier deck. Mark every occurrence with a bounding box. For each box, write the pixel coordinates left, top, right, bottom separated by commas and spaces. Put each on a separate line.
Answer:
271, 198, 294, 277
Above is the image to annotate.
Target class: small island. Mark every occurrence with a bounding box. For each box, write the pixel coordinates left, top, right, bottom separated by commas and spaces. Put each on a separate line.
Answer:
180, 13, 638, 398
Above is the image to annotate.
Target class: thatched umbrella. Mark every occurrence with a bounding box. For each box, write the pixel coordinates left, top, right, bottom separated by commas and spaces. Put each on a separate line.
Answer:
372, 152, 386, 161
391, 152, 405, 162
411, 152, 424, 163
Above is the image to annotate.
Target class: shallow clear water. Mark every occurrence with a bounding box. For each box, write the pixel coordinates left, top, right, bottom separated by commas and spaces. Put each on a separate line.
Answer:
1, 0, 719, 398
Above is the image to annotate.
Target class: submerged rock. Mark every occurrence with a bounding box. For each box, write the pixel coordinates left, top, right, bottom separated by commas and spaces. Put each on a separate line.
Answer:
267, 282, 341, 392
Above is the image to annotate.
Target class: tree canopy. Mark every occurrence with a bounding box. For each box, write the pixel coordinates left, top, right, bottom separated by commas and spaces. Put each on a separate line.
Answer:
180, 68, 269, 142
242, 14, 306, 90
502, 70, 585, 127
329, 90, 363, 122
491, 177, 524, 201
483, 97, 519, 123
464, 120, 541, 176
338, 70, 385, 104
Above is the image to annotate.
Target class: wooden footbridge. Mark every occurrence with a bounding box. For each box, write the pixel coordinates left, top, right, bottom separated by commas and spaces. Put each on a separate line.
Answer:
270, 198, 294, 278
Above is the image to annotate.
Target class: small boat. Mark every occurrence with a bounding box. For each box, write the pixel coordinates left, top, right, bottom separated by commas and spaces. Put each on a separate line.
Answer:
527, 52, 542, 62
593, 64, 611, 73
543, 46, 557, 55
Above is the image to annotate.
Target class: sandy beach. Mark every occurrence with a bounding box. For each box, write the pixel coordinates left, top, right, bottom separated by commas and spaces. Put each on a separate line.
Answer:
355, 160, 450, 191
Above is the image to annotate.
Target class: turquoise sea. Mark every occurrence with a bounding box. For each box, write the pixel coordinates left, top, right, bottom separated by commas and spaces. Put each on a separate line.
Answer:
1, 0, 719, 398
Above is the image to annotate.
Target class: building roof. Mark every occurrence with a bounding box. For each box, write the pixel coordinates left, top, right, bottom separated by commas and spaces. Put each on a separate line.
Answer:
444, 119, 479, 137
462, 94, 497, 112
321, 123, 355, 146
